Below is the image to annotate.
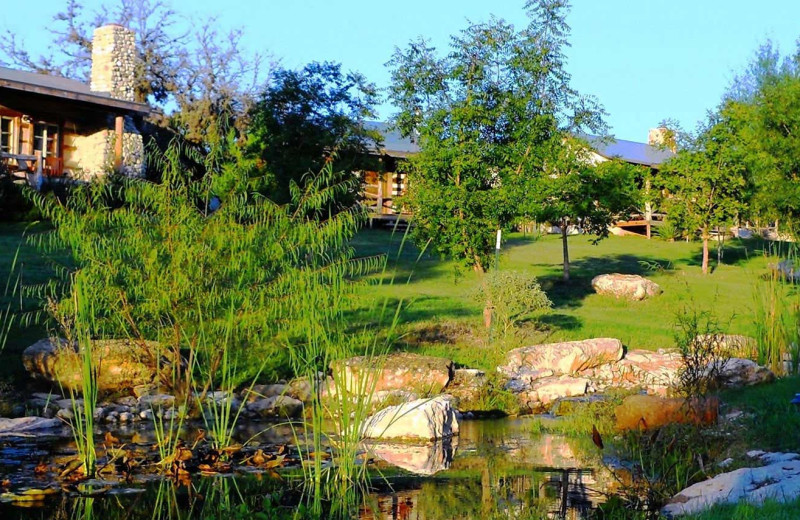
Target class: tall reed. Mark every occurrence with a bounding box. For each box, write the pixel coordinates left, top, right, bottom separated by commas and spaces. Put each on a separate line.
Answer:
752, 272, 800, 375
67, 275, 98, 477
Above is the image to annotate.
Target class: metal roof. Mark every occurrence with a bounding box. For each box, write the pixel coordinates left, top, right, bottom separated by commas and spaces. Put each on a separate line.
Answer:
367, 121, 673, 167
365, 121, 420, 158
583, 134, 674, 167
0, 66, 149, 114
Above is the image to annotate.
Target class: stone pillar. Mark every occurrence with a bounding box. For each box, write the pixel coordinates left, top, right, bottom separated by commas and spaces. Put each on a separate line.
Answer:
88, 24, 145, 178
90, 24, 136, 102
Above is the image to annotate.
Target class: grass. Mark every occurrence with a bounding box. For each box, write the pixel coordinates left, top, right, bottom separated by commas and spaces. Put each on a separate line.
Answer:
353, 229, 779, 369
0, 222, 69, 383
681, 497, 800, 519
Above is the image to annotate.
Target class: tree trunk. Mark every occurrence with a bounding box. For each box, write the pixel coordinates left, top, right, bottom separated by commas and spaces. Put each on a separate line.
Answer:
701, 227, 709, 275
561, 219, 570, 282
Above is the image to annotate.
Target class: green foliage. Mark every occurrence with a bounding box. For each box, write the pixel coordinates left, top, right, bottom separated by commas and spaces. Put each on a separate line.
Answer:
29, 139, 381, 384
657, 112, 751, 274
387, 0, 605, 273
523, 136, 640, 280
475, 269, 551, 335
248, 61, 381, 205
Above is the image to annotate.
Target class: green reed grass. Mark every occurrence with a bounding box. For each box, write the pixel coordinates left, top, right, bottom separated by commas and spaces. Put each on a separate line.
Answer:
752, 273, 800, 375
67, 276, 98, 478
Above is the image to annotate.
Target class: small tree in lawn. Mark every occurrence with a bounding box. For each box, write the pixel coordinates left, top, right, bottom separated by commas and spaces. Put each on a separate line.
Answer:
387, 0, 604, 326
526, 135, 640, 281
657, 114, 750, 274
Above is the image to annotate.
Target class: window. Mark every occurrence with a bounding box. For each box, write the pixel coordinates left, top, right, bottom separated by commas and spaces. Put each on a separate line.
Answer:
0, 117, 13, 154
33, 123, 59, 158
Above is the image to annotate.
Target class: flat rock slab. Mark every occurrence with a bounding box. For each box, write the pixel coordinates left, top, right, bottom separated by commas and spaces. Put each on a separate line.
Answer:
662, 453, 800, 516
591, 273, 662, 301
0, 417, 63, 436
500, 338, 624, 377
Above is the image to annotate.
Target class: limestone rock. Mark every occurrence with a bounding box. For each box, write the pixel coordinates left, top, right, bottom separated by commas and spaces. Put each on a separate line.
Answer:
500, 338, 624, 377
137, 394, 175, 409
515, 375, 590, 412
23, 338, 174, 393
246, 384, 287, 402
708, 358, 775, 388
0, 417, 63, 436
591, 274, 662, 301
610, 349, 683, 394
614, 394, 718, 431
331, 353, 453, 396
361, 395, 459, 441
662, 452, 800, 516
246, 395, 303, 419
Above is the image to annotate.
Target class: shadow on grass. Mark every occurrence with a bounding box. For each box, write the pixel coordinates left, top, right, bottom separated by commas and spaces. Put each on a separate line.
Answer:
681, 237, 786, 271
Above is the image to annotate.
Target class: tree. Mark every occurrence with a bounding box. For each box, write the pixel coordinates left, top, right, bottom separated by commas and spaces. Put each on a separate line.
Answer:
525, 135, 640, 281
248, 62, 381, 204
657, 114, 751, 274
0, 0, 267, 145
387, 0, 604, 277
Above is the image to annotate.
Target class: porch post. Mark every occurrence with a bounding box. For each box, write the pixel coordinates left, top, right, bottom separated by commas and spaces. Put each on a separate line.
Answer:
114, 115, 124, 171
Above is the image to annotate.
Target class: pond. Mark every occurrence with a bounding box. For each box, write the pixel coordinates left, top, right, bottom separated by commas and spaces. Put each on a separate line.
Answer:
0, 417, 613, 519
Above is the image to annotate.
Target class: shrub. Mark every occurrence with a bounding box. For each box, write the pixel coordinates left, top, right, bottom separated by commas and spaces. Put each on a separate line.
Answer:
30, 140, 382, 385
476, 270, 552, 335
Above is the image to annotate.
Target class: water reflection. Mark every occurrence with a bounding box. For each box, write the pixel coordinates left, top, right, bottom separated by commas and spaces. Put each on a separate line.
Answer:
0, 418, 609, 519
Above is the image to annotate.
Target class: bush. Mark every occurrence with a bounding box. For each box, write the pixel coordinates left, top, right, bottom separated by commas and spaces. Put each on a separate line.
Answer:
477, 270, 552, 335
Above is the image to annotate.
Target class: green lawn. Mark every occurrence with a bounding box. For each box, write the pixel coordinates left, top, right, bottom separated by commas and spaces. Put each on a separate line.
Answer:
0, 223, 787, 379
0, 222, 67, 383
352, 228, 781, 369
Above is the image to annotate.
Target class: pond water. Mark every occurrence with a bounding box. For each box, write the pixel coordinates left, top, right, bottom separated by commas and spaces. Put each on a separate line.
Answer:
0, 418, 613, 519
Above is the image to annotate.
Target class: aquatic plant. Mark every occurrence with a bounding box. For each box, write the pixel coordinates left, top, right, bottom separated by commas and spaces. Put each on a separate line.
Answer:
66, 276, 98, 478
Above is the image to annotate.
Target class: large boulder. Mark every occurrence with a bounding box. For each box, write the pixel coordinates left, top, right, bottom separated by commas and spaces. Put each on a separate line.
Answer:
662, 452, 800, 516
591, 274, 662, 301
360, 395, 459, 441
331, 353, 453, 396
709, 358, 775, 388
23, 338, 173, 393
500, 338, 624, 377
614, 394, 718, 431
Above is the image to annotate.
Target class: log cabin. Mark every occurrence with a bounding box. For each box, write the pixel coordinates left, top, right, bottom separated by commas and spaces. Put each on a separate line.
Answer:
0, 24, 149, 185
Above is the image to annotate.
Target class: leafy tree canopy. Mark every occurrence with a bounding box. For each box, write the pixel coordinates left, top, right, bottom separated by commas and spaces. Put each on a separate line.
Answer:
387, 0, 606, 274
248, 61, 382, 204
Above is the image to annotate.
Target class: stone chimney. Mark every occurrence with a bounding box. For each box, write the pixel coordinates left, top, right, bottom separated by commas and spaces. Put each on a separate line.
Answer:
648, 127, 676, 151
90, 24, 136, 101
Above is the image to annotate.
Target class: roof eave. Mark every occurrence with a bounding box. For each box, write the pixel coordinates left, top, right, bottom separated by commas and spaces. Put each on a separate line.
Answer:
0, 79, 150, 115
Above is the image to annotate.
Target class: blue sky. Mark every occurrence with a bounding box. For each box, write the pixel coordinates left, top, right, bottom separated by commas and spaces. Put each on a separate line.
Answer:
4, 0, 800, 142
